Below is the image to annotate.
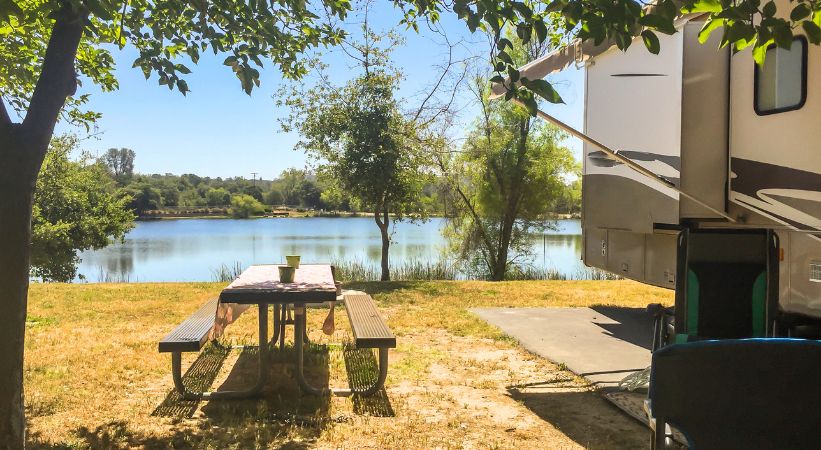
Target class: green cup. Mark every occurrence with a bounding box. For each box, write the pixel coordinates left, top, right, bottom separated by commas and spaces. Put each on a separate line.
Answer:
278, 265, 296, 283
286, 255, 301, 268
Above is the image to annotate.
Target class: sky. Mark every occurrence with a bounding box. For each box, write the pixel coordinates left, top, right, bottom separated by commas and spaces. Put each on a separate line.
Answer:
56, 3, 585, 179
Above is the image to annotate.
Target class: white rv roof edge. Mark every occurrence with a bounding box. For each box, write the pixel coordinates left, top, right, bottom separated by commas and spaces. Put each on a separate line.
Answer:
489, 13, 709, 99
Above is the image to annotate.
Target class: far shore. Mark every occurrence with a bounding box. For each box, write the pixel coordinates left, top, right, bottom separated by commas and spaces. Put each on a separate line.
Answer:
136, 209, 580, 221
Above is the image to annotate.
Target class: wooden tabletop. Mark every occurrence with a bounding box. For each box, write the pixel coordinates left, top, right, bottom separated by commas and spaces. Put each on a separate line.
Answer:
219, 264, 337, 304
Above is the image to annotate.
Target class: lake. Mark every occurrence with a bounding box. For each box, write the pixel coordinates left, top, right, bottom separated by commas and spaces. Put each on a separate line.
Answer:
76, 217, 583, 282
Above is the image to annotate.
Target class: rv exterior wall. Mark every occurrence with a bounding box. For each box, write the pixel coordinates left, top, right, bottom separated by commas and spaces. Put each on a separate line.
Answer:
581, 28, 686, 288
724, 0, 820, 317
581, 31, 683, 235
728, 0, 820, 232
679, 22, 730, 219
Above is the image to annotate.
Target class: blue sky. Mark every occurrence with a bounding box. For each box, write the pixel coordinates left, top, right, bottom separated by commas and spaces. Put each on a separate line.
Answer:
57, 4, 584, 179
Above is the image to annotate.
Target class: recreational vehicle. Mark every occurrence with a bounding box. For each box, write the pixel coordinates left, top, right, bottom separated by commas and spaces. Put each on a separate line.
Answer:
493, 2, 821, 447
493, 9, 820, 335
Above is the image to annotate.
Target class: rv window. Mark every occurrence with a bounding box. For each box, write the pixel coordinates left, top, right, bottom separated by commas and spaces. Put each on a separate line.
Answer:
755, 37, 807, 115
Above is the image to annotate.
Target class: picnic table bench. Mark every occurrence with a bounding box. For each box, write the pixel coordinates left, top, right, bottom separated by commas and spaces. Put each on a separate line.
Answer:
157, 264, 395, 400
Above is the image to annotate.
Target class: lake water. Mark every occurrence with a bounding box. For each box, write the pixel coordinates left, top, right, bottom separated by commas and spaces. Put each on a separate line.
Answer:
76, 217, 583, 282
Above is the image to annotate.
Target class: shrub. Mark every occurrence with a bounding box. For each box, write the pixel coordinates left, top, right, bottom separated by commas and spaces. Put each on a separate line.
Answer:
229, 194, 264, 218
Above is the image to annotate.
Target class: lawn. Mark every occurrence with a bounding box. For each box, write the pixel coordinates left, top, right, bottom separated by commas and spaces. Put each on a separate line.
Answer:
24, 280, 672, 449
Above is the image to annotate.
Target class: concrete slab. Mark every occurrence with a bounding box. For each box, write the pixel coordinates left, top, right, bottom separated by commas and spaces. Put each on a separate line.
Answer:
472, 306, 653, 387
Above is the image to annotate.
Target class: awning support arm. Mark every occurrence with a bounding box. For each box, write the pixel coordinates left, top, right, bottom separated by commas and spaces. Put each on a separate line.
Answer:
517, 100, 736, 223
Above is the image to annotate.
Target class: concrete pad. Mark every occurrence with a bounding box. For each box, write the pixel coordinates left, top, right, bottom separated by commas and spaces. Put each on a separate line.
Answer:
471, 307, 653, 387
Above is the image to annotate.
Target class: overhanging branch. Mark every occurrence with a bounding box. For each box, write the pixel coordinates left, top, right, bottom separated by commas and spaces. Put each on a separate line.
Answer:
22, 7, 87, 143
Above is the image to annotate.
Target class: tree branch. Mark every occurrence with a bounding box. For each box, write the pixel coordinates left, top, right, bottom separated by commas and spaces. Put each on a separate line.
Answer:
0, 96, 11, 125
22, 7, 87, 145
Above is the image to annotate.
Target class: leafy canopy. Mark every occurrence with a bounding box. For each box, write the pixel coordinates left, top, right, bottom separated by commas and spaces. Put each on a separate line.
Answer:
282, 69, 430, 220
0, 0, 352, 125
399, 0, 821, 110
30, 135, 135, 282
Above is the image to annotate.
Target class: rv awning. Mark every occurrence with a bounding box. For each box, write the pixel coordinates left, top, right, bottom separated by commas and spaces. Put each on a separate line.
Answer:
489, 39, 613, 99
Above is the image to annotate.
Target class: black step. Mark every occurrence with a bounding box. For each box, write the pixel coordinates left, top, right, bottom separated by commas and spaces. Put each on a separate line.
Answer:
158, 298, 219, 353
344, 294, 396, 348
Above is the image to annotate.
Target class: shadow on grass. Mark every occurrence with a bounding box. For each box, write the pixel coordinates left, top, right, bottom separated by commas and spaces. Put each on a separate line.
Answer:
151, 344, 230, 418
506, 383, 651, 450
343, 281, 424, 296
28, 418, 315, 450
343, 346, 394, 417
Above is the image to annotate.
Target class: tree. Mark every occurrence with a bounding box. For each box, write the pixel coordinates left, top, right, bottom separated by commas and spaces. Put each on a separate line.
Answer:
0, 2, 359, 442
118, 183, 162, 215
30, 136, 134, 282
439, 34, 576, 280
284, 68, 431, 280
205, 188, 231, 207
230, 194, 265, 218
264, 188, 284, 206
100, 147, 135, 182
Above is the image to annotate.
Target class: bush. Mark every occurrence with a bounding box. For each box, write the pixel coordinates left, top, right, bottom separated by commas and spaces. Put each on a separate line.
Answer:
229, 194, 264, 218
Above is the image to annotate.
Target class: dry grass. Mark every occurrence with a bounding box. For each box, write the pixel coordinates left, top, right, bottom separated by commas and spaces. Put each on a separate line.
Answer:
24, 280, 672, 449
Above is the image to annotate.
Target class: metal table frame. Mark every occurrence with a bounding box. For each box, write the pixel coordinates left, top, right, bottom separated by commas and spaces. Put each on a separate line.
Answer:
172, 264, 342, 400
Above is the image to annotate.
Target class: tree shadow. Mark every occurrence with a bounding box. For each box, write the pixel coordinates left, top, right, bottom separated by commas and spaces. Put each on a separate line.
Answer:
507, 381, 651, 450
343, 346, 394, 417
28, 418, 314, 450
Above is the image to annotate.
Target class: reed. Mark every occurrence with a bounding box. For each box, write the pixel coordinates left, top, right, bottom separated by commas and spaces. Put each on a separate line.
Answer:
210, 261, 245, 282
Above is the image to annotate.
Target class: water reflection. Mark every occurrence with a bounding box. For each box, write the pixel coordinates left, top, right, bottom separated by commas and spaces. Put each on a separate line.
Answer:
76, 217, 583, 282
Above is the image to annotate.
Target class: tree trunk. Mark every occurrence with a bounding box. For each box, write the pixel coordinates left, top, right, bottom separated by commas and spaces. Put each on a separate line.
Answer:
0, 8, 86, 447
0, 126, 43, 449
374, 206, 390, 281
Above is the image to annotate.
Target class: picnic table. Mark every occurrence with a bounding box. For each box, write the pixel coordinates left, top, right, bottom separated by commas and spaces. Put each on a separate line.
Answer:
213, 264, 338, 399
159, 263, 395, 399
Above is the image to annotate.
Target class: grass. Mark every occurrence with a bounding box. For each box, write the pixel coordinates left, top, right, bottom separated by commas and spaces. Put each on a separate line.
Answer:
24, 280, 672, 449
331, 259, 622, 282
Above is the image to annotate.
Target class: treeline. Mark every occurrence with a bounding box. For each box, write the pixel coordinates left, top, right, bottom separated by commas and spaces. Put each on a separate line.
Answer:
99, 149, 463, 217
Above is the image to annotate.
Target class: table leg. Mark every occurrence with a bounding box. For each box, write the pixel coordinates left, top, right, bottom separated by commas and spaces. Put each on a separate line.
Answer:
171, 303, 268, 400
272, 304, 281, 345
293, 305, 329, 396
279, 304, 287, 349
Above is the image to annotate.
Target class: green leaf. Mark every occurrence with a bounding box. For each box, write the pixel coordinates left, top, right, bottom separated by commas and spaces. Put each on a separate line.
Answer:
791, 3, 812, 21
762, 1, 776, 17
174, 64, 192, 74
684, 0, 723, 13
223, 56, 238, 66
84, 0, 115, 21
522, 78, 564, 104
177, 79, 189, 95
803, 20, 821, 44
508, 67, 520, 83
698, 18, 724, 44
0, 0, 24, 19
520, 91, 538, 116
534, 20, 548, 43
752, 39, 772, 64
641, 30, 661, 54
511, 1, 533, 18
639, 14, 677, 35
